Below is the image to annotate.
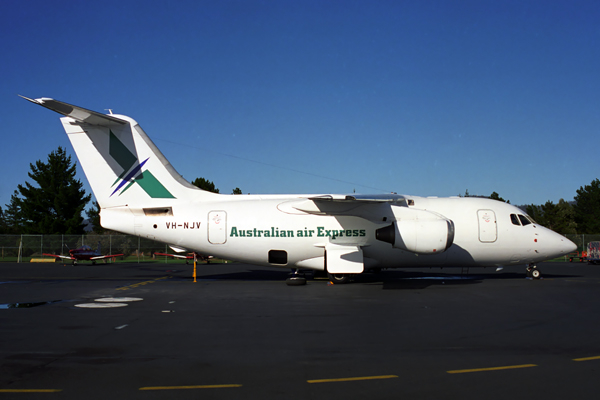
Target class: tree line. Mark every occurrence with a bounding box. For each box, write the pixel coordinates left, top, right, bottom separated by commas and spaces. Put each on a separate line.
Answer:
0, 147, 243, 235
1, 147, 598, 235
461, 182, 600, 235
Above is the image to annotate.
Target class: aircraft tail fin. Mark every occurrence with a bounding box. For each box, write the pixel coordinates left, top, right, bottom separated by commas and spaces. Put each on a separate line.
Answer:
22, 96, 215, 209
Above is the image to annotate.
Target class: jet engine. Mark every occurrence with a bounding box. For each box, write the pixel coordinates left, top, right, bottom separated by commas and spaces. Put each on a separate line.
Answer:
376, 207, 454, 254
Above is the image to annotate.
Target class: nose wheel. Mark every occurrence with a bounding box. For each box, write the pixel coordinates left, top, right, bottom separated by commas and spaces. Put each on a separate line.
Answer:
526, 264, 541, 279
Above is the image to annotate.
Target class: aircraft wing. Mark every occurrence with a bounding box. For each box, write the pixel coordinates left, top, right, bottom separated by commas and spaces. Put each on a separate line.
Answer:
285, 194, 406, 221
154, 252, 191, 259
309, 194, 406, 203
19, 96, 126, 126
42, 253, 74, 260
155, 252, 214, 262
90, 254, 124, 260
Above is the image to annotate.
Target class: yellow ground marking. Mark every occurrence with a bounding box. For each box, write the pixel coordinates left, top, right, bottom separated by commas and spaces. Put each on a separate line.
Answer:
447, 364, 537, 374
307, 375, 398, 383
139, 384, 241, 390
116, 276, 170, 291
0, 389, 62, 393
573, 355, 600, 362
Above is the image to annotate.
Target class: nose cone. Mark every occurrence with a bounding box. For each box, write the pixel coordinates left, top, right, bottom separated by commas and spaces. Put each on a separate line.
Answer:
545, 230, 577, 258
556, 235, 577, 256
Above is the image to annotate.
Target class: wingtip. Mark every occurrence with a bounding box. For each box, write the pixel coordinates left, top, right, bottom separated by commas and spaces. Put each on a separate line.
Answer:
17, 94, 52, 105
18, 95, 53, 105
18, 94, 38, 103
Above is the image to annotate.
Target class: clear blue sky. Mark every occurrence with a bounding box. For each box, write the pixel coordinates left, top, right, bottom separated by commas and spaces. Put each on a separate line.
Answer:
1, 0, 598, 209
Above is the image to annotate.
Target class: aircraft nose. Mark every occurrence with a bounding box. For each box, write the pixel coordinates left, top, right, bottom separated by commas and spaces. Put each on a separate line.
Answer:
562, 236, 578, 255
552, 232, 577, 256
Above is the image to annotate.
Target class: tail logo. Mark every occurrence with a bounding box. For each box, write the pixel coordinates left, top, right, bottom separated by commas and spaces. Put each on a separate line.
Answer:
109, 131, 175, 199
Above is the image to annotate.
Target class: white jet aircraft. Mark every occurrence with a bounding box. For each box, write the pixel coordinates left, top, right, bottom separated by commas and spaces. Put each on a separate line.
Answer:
22, 96, 576, 285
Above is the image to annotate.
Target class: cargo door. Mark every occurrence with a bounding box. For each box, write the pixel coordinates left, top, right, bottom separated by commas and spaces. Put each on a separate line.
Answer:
477, 209, 497, 243
208, 211, 227, 244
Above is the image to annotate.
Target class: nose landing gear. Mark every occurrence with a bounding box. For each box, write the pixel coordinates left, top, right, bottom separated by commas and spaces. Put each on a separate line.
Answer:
526, 264, 541, 279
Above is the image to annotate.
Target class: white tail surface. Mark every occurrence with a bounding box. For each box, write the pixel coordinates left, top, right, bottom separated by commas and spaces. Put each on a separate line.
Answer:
21, 97, 216, 210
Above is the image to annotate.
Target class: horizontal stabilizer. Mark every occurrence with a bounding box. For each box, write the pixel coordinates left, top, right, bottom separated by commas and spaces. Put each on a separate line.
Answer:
90, 254, 124, 260
169, 245, 188, 253
19, 96, 126, 126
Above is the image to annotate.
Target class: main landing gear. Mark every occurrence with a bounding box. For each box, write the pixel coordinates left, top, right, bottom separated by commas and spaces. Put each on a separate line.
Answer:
285, 269, 307, 286
284, 270, 356, 285
327, 273, 353, 284
526, 264, 541, 279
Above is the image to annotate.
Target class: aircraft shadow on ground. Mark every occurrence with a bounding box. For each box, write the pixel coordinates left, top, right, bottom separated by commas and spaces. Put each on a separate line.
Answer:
187, 268, 582, 289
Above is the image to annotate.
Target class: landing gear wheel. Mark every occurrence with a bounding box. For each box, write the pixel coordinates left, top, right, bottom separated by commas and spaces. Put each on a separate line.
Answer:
286, 269, 307, 286
327, 273, 351, 284
526, 265, 541, 279
286, 276, 307, 286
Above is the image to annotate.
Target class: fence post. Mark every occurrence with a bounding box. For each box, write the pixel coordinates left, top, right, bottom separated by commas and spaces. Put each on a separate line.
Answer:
18, 235, 22, 263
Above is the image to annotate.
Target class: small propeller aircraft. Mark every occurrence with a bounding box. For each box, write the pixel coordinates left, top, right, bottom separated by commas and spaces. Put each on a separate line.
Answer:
24, 96, 577, 284
43, 242, 123, 265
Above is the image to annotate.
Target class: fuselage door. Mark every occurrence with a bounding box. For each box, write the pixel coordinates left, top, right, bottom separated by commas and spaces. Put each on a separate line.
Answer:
477, 209, 497, 243
208, 211, 227, 244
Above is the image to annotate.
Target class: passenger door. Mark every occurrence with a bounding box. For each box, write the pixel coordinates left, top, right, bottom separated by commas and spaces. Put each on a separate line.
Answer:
208, 211, 227, 244
477, 209, 497, 243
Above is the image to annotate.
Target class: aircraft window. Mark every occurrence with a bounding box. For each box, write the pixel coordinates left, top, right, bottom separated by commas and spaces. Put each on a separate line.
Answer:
518, 215, 532, 226
510, 214, 521, 226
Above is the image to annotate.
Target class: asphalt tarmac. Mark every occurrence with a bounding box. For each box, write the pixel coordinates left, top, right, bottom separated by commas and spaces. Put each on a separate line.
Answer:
1, 261, 600, 399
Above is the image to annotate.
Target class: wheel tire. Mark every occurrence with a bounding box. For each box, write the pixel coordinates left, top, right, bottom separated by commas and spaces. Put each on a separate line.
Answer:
531, 269, 541, 279
327, 273, 351, 284
286, 276, 307, 286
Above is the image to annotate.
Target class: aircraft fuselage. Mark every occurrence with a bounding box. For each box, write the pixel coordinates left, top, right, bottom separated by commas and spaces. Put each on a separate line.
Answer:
102, 194, 573, 271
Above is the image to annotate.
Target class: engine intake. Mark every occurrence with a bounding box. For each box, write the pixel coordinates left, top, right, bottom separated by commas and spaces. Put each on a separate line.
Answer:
376, 209, 455, 254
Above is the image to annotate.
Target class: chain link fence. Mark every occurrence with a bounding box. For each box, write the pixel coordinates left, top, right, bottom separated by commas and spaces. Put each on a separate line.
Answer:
564, 234, 600, 253
1, 233, 598, 263
0, 234, 188, 263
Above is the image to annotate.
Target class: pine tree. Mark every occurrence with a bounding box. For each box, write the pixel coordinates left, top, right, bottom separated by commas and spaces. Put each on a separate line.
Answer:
574, 178, 600, 234
85, 200, 106, 234
489, 192, 509, 203
3, 190, 24, 234
0, 206, 5, 234
17, 147, 91, 234
191, 177, 220, 193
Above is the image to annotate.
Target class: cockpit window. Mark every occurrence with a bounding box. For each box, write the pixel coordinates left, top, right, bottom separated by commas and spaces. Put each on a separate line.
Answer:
510, 214, 521, 226
518, 214, 532, 226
